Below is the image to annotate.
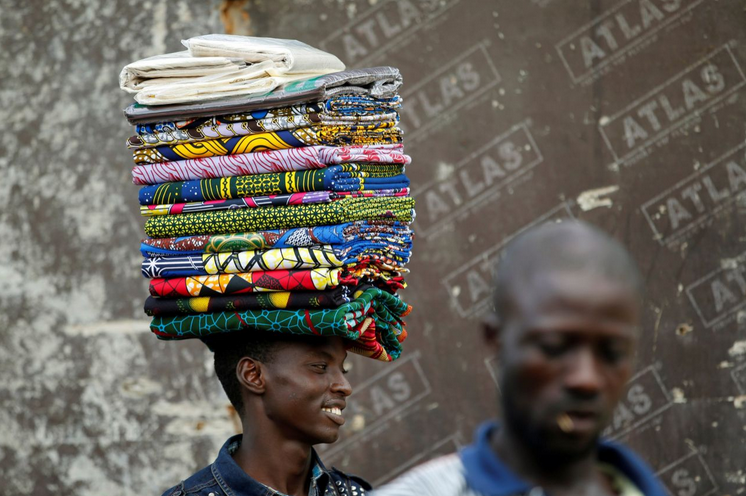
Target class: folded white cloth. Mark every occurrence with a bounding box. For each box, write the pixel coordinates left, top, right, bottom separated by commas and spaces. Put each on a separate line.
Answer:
182, 34, 345, 76
134, 62, 313, 105
119, 51, 247, 94
120, 35, 346, 105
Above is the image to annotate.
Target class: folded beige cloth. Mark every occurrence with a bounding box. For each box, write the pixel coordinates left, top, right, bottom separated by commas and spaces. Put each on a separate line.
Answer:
119, 35, 346, 106
119, 51, 246, 94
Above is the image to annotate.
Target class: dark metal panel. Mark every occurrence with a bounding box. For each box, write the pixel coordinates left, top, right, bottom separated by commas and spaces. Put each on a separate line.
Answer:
258, 0, 745, 491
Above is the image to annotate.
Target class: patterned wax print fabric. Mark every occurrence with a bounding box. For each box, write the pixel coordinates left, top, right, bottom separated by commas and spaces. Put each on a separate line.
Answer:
139, 221, 414, 257
138, 164, 407, 205
324, 95, 401, 115
140, 190, 331, 216
140, 188, 410, 217
144, 286, 355, 317
132, 124, 403, 165
149, 267, 347, 297
128, 95, 401, 149
129, 102, 325, 148
124, 67, 403, 125
148, 263, 405, 298
142, 246, 344, 278
149, 286, 411, 362
131, 144, 410, 185
141, 244, 408, 278
143, 196, 416, 238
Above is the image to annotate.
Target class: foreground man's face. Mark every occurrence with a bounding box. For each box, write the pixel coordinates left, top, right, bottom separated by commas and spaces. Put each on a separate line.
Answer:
262, 337, 352, 445
499, 270, 639, 459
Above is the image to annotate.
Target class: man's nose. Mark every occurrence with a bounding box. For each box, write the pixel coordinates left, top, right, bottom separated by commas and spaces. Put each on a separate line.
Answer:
331, 370, 352, 397
565, 347, 603, 397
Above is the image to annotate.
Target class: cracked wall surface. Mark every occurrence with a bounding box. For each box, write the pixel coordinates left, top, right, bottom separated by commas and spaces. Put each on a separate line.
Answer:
1, 1, 745, 495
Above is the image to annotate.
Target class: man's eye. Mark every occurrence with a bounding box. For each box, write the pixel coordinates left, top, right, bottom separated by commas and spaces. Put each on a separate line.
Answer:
601, 345, 627, 363
313, 364, 328, 371
538, 341, 567, 357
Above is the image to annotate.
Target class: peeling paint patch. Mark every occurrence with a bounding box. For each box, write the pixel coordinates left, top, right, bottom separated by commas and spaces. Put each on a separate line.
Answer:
672, 387, 687, 403
220, 0, 253, 35
676, 323, 694, 336
151, 400, 237, 437
576, 185, 619, 211
121, 376, 164, 398
728, 340, 746, 357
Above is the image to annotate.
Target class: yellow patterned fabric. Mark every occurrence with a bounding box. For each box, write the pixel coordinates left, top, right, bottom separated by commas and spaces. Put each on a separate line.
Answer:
133, 125, 402, 165
141, 247, 346, 278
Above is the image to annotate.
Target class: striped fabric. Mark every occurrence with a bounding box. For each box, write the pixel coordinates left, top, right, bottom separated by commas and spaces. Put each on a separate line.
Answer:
372, 455, 486, 496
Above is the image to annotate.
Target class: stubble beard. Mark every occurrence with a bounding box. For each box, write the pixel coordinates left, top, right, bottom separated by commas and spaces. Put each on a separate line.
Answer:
500, 389, 599, 469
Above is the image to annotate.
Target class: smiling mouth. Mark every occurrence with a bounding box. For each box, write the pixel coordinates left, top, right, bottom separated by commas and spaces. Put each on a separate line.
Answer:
322, 407, 343, 416
321, 407, 345, 425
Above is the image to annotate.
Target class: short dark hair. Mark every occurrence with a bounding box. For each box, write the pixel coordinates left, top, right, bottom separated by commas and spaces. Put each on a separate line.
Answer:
492, 220, 643, 321
203, 331, 297, 416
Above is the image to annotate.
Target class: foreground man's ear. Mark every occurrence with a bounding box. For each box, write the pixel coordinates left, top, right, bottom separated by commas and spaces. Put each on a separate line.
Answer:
482, 311, 501, 351
237, 357, 266, 394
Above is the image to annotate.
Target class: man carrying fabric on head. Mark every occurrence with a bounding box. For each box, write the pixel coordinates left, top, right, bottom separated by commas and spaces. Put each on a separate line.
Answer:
373, 221, 668, 496
160, 331, 370, 496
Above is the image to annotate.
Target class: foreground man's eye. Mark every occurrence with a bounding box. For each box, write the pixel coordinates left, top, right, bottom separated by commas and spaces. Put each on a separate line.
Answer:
537, 339, 569, 357
600, 343, 629, 364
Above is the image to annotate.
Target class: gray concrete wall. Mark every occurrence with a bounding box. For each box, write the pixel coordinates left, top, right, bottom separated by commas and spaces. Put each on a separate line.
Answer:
1, 1, 744, 495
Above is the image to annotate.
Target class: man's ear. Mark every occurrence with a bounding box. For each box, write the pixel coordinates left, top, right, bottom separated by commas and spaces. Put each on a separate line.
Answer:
482, 311, 501, 352
236, 357, 266, 395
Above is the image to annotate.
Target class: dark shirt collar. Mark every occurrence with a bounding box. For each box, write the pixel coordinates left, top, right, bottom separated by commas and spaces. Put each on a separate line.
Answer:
459, 421, 668, 496
212, 434, 329, 496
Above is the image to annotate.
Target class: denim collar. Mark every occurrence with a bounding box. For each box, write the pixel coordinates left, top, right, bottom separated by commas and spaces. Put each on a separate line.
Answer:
211, 434, 329, 496
459, 421, 668, 496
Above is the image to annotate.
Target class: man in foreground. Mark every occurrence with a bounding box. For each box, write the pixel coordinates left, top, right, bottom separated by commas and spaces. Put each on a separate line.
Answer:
374, 221, 668, 496
161, 332, 369, 496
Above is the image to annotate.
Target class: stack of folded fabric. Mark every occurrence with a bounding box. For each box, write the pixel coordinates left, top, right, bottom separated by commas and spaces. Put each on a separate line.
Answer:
120, 35, 414, 362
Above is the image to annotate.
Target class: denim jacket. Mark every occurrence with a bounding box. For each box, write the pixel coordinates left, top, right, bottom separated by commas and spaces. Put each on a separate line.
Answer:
161, 435, 371, 496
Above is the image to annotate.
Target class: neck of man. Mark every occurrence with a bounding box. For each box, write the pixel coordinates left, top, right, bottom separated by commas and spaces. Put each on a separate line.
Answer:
233, 417, 314, 496
491, 423, 611, 494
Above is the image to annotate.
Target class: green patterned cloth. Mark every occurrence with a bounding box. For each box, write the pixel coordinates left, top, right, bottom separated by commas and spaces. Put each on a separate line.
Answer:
144, 196, 415, 238
150, 286, 411, 361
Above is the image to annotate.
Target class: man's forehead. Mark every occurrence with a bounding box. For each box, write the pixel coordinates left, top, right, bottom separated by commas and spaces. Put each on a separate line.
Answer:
513, 269, 640, 317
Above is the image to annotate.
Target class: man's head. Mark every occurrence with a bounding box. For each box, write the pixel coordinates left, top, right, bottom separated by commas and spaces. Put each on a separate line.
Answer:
206, 331, 352, 445
484, 220, 642, 464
